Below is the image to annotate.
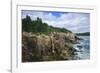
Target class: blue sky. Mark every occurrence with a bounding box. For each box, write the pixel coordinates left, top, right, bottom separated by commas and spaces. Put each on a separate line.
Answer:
22, 10, 90, 33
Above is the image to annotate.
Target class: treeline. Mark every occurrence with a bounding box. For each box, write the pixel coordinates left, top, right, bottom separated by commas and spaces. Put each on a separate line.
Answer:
76, 32, 90, 36
22, 15, 71, 34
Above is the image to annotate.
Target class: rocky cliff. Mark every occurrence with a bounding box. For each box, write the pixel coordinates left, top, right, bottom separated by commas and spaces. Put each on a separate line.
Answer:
22, 32, 78, 62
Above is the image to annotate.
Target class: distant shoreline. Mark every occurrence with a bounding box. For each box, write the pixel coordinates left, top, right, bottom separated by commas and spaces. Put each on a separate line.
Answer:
76, 32, 90, 36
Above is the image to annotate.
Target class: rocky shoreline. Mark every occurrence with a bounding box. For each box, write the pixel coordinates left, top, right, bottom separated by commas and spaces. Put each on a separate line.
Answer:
22, 32, 79, 62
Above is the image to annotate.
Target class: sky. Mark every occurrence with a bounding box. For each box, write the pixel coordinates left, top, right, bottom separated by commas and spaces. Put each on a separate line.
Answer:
22, 10, 90, 33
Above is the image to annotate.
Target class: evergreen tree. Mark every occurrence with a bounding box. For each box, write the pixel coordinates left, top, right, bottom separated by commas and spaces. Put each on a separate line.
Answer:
22, 15, 32, 32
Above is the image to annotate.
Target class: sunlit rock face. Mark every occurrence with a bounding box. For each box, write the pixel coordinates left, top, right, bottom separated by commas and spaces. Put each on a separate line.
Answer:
22, 32, 77, 62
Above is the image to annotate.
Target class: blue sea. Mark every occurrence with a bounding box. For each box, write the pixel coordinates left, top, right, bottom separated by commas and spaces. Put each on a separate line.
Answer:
74, 36, 90, 60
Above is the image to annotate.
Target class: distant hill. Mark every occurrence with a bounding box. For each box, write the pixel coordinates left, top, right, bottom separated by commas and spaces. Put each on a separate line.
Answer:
76, 32, 90, 36
22, 15, 72, 34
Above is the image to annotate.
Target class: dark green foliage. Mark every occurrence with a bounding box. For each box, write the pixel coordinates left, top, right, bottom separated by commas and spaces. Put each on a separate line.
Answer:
22, 15, 32, 32
76, 32, 90, 36
22, 15, 71, 34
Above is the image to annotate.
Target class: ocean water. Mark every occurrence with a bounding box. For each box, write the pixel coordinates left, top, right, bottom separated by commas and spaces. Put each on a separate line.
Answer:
74, 36, 90, 60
